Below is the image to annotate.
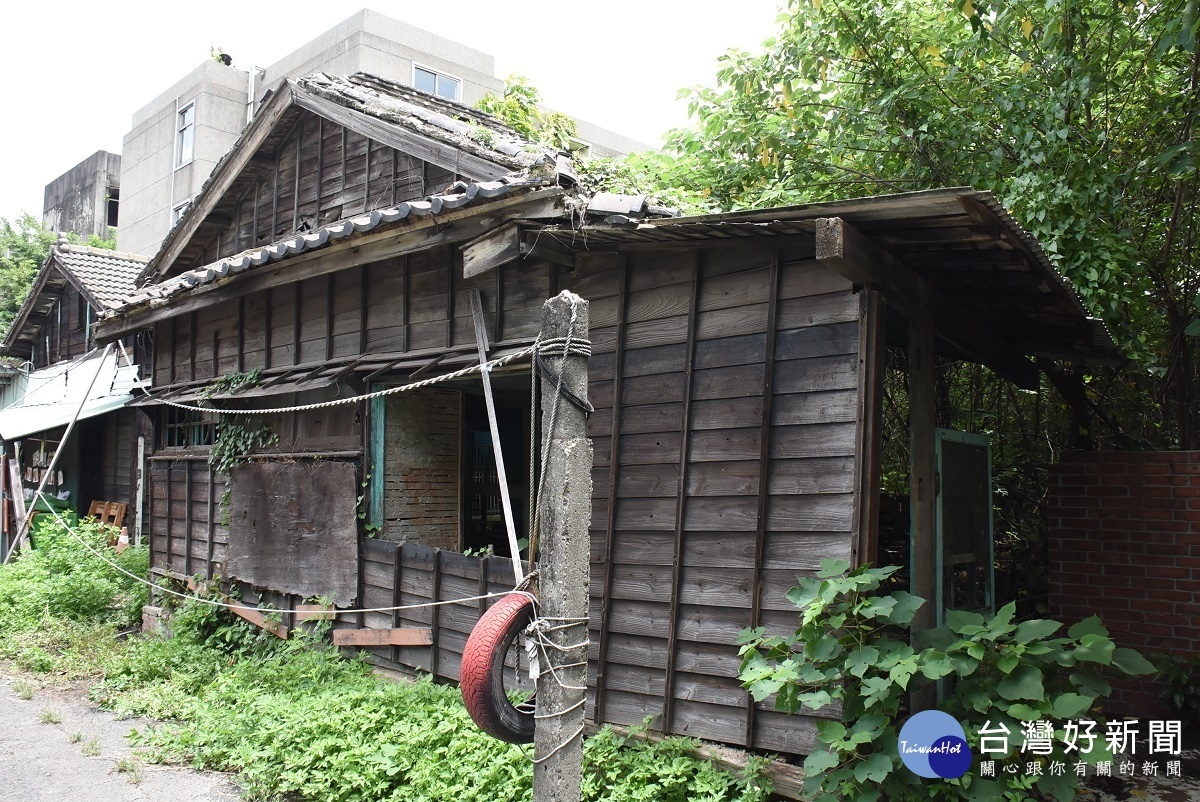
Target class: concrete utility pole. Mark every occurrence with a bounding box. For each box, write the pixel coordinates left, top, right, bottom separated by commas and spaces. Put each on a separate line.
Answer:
533, 291, 592, 802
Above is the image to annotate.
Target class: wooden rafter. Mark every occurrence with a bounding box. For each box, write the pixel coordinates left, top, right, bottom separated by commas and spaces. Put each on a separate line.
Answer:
815, 216, 1040, 389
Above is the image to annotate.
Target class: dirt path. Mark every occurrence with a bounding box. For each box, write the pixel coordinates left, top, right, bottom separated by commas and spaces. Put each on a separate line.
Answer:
0, 670, 241, 802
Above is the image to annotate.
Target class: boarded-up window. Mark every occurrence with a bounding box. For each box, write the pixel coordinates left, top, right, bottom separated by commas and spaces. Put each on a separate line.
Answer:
225, 460, 358, 606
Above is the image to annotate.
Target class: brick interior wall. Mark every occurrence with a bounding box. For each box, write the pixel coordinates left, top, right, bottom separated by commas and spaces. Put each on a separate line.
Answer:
382, 389, 461, 551
1048, 451, 1200, 718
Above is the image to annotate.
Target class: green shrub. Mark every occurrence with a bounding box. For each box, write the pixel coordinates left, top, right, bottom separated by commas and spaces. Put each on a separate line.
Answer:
101, 599, 767, 802
738, 560, 1156, 802
0, 516, 148, 638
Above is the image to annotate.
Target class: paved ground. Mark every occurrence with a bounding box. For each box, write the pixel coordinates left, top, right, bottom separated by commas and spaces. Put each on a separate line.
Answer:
0, 671, 241, 802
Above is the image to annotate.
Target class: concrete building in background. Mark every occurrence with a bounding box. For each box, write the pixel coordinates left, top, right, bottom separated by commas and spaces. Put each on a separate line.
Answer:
42, 151, 121, 241
116, 8, 650, 258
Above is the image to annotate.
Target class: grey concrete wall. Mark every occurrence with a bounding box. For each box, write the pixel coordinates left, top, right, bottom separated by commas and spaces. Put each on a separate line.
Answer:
118, 60, 248, 258
259, 9, 502, 107
42, 151, 121, 240
116, 9, 649, 261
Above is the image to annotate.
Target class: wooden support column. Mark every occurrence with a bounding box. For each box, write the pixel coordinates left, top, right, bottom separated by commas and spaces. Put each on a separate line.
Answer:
593, 257, 628, 723
533, 291, 592, 802
430, 550, 443, 677
746, 252, 781, 747
662, 253, 701, 732
854, 291, 885, 566
909, 313, 938, 712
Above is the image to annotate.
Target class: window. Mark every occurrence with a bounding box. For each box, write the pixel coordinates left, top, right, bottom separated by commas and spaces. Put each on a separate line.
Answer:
172, 199, 191, 225
175, 101, 195, 168
105, 187, 119, 228
566, 137, 592, 158
413, 65, 461, 102
161, 407, 217, 449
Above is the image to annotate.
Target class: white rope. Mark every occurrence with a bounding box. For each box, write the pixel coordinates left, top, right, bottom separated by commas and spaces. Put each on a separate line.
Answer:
531, 726, 585, 765
139, 345, 537, 416
23, 490, 518, 617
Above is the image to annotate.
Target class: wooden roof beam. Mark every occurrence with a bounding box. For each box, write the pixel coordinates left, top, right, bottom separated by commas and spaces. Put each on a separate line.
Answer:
816, 216, 1040, 389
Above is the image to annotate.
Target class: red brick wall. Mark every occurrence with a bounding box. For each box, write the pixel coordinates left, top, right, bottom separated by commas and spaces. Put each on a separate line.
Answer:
1048, 451, 1200, 718
382, 389, 462, 551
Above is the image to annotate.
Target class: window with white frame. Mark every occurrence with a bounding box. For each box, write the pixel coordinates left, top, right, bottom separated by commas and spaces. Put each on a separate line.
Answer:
175, 101, 195, 168
413, 65, 461, 102
172, 199, 191, 225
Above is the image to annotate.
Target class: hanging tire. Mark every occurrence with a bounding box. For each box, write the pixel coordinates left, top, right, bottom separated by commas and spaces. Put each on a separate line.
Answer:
461, 592, 536, 744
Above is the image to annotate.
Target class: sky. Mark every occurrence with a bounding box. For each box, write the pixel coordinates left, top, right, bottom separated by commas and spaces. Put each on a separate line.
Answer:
0, 1, 783, 226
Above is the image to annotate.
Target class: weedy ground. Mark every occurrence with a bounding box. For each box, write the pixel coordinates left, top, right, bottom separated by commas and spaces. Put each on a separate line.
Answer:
0, 517, 770, 802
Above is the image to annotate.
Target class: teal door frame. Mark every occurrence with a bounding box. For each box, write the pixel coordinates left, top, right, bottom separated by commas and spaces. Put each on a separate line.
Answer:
933, 428, 994, 627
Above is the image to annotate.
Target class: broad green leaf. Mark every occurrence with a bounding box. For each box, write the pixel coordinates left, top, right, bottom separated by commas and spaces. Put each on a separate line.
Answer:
854, 753, 893, 784
804, 749, 841, 775
1051, 692, 1095, 719
817, 720, 847, 743
1014, 618, 1061, 643
945, 609, 986, 631
817, 559, 850, 578
1073, 633, 1115, 665
1071, 670, 1112, 699
1067, 616, 1108, 640
921, 652, 956, 680
997, 664, 1044, 701
1112, 647, 1156, 675
886, 591, 925, 625
997, 653, 1020, 674
1006, 702, 1044, 720
845, 646, 880, 678
858, 596, 898, 620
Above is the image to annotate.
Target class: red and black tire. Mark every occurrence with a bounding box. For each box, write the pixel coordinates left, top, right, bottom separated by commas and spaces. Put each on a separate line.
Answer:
461, 592, 536, 744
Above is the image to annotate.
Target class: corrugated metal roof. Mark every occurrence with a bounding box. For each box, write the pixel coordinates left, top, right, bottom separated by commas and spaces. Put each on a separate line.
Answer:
544, 187, 1120, 364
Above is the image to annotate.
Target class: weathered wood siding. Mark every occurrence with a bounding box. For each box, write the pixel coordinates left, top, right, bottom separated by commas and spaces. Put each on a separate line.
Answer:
180, 111, 459, 273
99, 408, 136, 505
352, 538, 525, 680
144, 233, 864, 756
31, 281, 92, 369
146, 393, 359, 578
580, 243, 858, 754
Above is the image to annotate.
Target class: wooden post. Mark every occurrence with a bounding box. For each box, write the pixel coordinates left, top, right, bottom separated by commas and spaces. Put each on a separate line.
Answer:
533, 291, 592, 802
909, 314, 937, 712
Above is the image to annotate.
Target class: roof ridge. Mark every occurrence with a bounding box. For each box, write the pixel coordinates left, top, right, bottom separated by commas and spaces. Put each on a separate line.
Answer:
56, 243, 149, 263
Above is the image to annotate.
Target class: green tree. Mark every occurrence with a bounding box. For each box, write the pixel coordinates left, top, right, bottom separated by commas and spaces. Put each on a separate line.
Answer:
0, 215, 117, 342
665, 0, 1200, 447
477, 76, 712, 215
475, 74, 580, 151
0, 215, 57, 341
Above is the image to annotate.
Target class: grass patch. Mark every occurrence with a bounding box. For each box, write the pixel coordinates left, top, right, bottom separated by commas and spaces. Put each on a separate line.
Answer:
2, 516, 770, 802
113, 755, 143, 784
68, 730, 85, 743
11, 678, 34, 700
38, 707, 61, 724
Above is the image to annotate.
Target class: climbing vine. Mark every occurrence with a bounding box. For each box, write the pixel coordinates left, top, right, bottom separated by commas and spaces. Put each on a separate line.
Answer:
198, 368, 262, 402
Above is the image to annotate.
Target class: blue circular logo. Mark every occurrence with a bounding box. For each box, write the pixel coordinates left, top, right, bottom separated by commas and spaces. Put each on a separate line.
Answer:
897, 710, 973, 779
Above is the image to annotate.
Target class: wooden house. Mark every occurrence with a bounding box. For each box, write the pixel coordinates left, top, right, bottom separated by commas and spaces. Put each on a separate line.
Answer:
94, 72, 1117, 758
0, 241, 147, 554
